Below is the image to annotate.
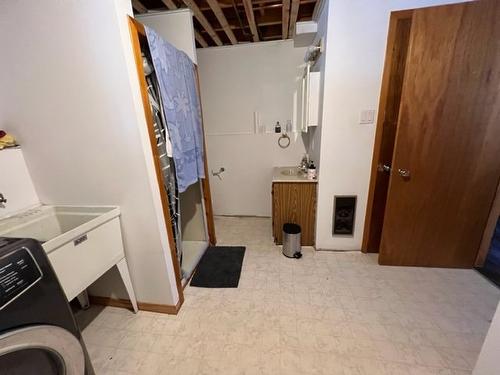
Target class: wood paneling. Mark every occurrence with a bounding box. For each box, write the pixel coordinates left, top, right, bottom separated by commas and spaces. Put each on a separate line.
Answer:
128, 17, 185, 306
362, 11, 413, 253
379, 1, 500, 268
272, 182, 317, 246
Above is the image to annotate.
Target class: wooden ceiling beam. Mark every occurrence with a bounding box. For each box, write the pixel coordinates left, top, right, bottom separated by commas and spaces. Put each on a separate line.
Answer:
159, 1, 211, 49
132, 0, 148, 13
206, 0, 238, 44
195, 31, 209, 48
198, 20, 281, 34
242, 0, 260, 42
199, 0, 317, 12
198, 0, 316, 11
288, 0, 300, 37
182, 0, 223, 46
282, 0, 290, 39
261, 34, 282, 41
312, 0, 322, 19
161, 0, 177, 10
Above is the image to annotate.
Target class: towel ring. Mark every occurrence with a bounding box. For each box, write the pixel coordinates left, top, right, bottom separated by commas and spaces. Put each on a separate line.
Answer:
278, 133, 290, 149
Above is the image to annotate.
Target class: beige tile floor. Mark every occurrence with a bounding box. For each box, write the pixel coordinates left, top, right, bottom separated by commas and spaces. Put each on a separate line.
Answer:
77, 216, 500, 375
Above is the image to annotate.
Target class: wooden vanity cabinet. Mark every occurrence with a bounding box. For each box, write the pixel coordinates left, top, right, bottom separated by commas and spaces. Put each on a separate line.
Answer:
272, 182, 317, 246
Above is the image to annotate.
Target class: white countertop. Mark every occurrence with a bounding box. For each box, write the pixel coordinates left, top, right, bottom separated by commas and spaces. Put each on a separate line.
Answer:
272, 166, 318, 183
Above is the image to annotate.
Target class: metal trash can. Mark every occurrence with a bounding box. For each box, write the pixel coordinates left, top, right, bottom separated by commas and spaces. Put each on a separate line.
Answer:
282, 223, 302, 258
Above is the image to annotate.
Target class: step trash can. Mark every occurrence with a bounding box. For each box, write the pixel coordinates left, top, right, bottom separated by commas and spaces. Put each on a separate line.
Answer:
282, 223, 302, 258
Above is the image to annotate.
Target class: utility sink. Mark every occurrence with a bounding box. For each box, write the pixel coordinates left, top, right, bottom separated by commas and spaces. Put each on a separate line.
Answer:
0, 205, 119, 254
0, 204, 137, 310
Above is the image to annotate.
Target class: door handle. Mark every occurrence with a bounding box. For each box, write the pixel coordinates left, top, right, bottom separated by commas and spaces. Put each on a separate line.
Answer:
398, 168, 411, 178
378, 163, 391, 173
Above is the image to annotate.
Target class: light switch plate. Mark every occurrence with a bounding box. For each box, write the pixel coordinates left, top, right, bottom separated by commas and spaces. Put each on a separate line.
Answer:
359, 110, 376, 124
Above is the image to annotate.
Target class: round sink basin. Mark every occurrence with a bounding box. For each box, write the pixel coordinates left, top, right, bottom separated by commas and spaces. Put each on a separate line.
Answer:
281, 168, 299, 176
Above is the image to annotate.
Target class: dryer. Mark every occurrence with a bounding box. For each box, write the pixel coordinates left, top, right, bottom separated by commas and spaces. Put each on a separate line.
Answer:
0, 237, 94, 374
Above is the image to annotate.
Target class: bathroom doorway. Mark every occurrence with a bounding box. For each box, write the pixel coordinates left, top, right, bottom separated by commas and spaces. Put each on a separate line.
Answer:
477, 218, 500, 287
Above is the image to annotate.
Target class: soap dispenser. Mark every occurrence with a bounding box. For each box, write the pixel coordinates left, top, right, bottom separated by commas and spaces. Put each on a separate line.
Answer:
275, 121, 281, 133
307, 161, 317, 180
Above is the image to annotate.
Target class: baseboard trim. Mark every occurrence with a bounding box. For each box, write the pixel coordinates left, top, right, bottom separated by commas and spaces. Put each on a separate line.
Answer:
89, 295, 182, 315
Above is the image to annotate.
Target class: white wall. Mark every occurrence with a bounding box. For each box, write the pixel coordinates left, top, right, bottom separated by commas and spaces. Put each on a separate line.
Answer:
314, 0, 470, 250
474, 302, 500, 375
0, 149, 39, 217
136, 9, 197, 64
0, 0, 179, 306
197, 40, 309, 216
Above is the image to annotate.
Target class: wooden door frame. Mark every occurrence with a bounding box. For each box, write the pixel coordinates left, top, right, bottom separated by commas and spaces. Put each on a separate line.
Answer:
128, 17, 186, 311
128, 17, 217, 311
194, 67, 217, 246
362, 9, 414, 253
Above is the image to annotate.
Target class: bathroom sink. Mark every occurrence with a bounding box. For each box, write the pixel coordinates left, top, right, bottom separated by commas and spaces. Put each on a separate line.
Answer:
273, 166, 315, 182
0, 205, 119, 253
281, 168, 299, 176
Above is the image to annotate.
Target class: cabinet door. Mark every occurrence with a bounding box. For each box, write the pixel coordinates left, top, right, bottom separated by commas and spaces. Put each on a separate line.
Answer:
272, 183, 317, 246
307, 72, 320, 127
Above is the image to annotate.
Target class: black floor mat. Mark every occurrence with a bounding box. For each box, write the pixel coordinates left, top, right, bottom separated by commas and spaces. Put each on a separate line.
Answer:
190, 246, 245, 288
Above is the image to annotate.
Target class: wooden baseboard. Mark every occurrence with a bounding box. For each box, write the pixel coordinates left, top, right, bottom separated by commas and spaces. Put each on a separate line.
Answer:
89, 295, 182, 315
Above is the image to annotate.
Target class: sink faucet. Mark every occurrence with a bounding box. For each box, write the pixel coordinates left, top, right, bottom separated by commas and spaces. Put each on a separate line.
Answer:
298, 154, 309, 174
0, 193, 7, 204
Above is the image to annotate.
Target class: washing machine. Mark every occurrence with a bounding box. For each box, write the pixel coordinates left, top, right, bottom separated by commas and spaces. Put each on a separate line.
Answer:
0, 237, 94, 374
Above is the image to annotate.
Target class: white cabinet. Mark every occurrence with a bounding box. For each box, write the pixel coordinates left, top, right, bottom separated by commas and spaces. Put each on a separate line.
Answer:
48, 217, 124, 301
300, 68, 321, 132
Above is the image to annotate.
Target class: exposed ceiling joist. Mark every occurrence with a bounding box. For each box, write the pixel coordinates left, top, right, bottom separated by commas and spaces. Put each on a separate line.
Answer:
282, 0, 290, 39
132, 0, 147, 13
242, 0, 260, 42
250, 0, 315, 11
195, 31, 209, 48
312, 0, 323, 19
131, 0, 318, 48
161, 0, 177, 10
198, 19, 281, 34
199, 0, 295, 10
288, 0, 300, 37
182, 0, 223, 46
205, 0, 238, 44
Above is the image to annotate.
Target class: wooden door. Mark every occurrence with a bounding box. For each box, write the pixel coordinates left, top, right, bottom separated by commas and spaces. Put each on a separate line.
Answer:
379, 1, 500, 268
363, 11, 413, 253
